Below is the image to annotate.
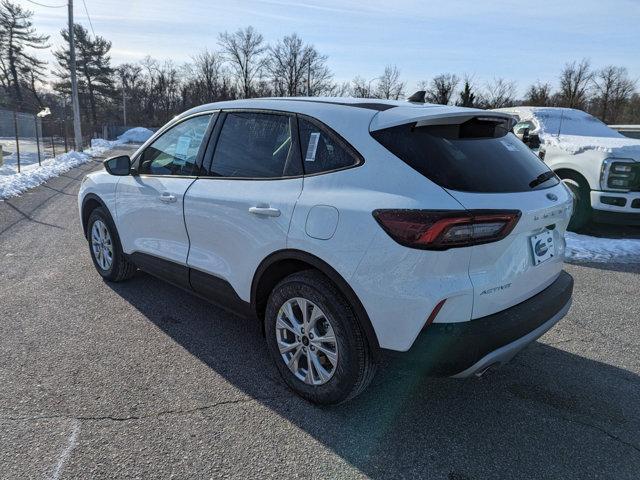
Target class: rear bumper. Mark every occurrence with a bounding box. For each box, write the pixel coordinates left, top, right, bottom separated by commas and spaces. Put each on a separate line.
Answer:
416, 271, 574, 376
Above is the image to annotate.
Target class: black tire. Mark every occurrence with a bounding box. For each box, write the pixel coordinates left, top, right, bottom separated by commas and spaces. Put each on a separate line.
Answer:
561, 172, 591, 231
264, 270, 377, 405
86, 207, 136, 282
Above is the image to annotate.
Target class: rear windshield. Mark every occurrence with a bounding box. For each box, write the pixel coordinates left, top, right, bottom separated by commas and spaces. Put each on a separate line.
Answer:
371, 118, 559, 193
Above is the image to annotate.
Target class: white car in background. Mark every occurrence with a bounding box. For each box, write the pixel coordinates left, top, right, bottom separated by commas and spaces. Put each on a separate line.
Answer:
495, 107, 640, 230
79, 98, 574, 404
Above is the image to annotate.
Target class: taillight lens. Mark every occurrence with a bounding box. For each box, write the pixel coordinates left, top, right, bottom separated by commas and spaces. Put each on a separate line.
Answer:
372, 209, 521, 250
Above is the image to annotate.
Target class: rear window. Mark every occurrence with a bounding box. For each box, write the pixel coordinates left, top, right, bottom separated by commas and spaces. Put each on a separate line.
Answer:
371, 118, 559, 193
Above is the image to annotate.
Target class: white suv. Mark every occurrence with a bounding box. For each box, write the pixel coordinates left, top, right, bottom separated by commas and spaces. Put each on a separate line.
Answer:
79, 98, 574, 404
495, 107, 640, 230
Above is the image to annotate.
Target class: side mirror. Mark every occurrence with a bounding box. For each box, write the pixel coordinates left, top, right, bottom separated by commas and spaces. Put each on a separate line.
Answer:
527, 133, 541, 150
104, 155, 132, 176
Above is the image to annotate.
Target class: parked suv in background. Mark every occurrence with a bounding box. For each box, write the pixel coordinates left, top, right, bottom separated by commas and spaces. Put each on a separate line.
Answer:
495, 107, 640, 230
79, 98, 574, 404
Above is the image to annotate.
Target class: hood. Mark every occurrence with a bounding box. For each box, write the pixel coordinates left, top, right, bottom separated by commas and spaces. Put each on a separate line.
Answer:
543, 133, 640, 159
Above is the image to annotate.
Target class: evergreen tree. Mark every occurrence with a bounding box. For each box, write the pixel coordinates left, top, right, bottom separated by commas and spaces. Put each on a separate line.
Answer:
457, 79, 476, 107
54, 24, 115, 128
0, 0, 49, 108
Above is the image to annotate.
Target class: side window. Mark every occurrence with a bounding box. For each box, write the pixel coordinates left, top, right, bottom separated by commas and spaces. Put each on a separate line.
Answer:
209, 112, 301, 178
514, 120, 535, 135
298, 117, 360, 175
139, 114, 213, 176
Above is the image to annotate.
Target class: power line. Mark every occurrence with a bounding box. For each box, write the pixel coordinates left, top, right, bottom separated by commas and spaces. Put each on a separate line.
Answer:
81, 0, 96, 37
25, 0, 66, 8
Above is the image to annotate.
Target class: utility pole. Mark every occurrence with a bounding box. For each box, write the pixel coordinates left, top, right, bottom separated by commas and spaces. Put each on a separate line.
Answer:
121, 73, 127, 127
68, 0, 83, 151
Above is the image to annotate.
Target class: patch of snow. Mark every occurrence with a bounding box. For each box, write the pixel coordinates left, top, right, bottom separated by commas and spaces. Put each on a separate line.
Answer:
565, 232, 640, 264
0, 150, 92, 199
117, 127, 153, 143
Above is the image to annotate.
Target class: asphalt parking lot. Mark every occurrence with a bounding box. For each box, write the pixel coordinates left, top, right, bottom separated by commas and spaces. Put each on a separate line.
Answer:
1, 147, 639, 479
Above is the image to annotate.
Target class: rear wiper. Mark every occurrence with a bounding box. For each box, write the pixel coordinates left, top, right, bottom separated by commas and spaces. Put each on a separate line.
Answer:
529, 171, 557, 188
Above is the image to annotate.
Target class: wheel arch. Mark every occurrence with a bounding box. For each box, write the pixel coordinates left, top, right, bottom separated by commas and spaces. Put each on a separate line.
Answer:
81, 193, 109, 238
251, 249, 381, 359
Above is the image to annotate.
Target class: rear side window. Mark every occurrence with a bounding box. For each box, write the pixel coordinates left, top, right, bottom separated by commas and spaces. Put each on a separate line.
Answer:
209, 112, 302, 178
371, 118, 559, 193
298, 117, 360, 174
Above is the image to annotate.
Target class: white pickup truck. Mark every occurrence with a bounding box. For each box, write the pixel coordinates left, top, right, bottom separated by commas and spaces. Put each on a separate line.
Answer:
495, 107, 640, 230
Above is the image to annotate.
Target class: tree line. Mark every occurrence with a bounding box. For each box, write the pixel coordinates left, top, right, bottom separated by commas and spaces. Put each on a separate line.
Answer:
1, 0, 638, 138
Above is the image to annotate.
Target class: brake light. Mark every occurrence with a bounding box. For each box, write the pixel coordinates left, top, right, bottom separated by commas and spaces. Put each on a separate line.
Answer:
372, 210, 521, 250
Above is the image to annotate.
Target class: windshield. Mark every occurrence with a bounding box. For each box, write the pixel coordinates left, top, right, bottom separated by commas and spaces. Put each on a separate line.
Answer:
372, 117, 559, 193
534, 108, 623, 138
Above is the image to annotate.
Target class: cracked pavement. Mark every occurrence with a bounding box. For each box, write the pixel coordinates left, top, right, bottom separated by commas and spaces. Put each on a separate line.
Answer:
1, 146, 639, 479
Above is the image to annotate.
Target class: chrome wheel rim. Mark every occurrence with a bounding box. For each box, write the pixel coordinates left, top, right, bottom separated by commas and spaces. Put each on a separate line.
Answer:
276, 297, 338, 386
91, 219, 113, 271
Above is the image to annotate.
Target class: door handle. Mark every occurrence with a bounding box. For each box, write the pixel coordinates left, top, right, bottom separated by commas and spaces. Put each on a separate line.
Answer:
249, 206, 281, 217
159, 192, 177, 203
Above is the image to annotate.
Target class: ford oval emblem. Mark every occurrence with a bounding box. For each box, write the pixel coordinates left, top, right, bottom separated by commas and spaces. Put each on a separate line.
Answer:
546, 193, 558, 201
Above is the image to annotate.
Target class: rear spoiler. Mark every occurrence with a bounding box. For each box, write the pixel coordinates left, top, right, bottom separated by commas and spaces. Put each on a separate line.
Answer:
370, 106, 516, 132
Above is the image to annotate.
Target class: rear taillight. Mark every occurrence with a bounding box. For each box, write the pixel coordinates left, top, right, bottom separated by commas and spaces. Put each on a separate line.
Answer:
372, 209, 521, 250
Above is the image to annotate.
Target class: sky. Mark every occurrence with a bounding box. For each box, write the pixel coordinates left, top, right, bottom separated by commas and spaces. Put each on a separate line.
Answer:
25, 0, 640, 96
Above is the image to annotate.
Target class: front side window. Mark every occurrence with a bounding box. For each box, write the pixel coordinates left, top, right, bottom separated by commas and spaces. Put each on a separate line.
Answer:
514, 120, 536, 135
209, 112, 301, 178
139, 114, 213, 175
298, 117, 360, 174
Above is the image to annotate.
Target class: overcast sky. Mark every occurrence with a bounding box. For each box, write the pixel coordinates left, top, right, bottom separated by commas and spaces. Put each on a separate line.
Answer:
26, 0, 640, 95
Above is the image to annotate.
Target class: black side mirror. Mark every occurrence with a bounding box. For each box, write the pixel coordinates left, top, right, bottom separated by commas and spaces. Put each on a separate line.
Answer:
104, 155, 131, 176
527, 133, 541, 149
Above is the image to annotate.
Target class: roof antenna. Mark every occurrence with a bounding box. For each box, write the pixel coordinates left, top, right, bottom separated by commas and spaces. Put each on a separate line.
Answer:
407, 90, 426, 103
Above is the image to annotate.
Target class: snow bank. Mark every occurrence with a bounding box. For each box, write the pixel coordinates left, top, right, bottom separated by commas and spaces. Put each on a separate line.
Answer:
118, 127, 153, 143
86, 127, 154, 155
0, 151, 92, 199
565, 232, 640, 264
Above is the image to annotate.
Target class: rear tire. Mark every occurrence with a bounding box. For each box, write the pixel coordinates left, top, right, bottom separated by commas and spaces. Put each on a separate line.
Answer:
561, 172, 591, 231
264, 270, 377, 405
87, 207, 136, 282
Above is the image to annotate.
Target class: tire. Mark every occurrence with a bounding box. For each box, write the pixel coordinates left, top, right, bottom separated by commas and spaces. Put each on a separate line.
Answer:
86, 207, 136, 282
561, 172, 591, 231
264, 270, 377, 405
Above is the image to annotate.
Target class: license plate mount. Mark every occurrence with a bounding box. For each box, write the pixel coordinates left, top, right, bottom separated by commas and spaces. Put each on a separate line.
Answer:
530, 230, 555, 266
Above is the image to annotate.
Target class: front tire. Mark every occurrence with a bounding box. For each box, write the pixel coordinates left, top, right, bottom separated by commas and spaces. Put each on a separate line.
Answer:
264, 270, 377, 405
87, 207, 136, 282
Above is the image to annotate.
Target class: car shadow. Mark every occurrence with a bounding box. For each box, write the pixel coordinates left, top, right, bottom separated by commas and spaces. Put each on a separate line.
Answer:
105, 272, 640, 479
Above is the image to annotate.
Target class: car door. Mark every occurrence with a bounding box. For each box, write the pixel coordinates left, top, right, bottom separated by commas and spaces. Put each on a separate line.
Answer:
184, 110, 303, 305
116, 113, 215, 285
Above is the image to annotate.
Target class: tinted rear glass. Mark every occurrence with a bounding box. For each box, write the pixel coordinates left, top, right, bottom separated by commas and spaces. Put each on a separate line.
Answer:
371, 118, 559, 193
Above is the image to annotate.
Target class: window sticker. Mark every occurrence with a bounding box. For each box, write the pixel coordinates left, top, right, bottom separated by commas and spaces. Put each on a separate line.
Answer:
500, 139, 518, 152
174, 135, 192, 163
305, 132, 321, 162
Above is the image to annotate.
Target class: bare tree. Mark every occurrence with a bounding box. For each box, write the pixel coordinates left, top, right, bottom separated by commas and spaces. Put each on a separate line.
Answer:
420, 73, 459, 105
524, 81, 553, 106
480, 78, 517, 109
558, 59, 592, 109
218, 26, 266, 98
191, 49, 228, 102
266, 34, 333, 97
301, 45, 333, 96
592, 66, 636, 123
375, 65, 405, 99
350, 75, 370, 98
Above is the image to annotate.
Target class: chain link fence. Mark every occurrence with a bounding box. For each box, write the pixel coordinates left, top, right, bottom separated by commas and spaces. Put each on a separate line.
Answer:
0, 108, 93, 175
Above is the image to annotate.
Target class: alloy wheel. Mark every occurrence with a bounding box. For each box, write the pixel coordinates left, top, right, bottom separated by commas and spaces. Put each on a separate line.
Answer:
275, 297, 338, 386
91, 219, 114, 271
